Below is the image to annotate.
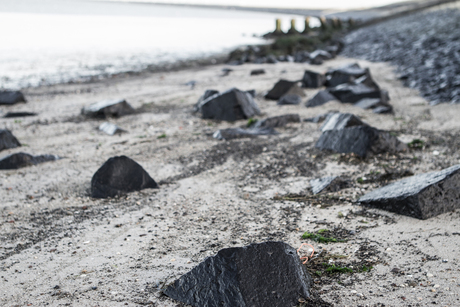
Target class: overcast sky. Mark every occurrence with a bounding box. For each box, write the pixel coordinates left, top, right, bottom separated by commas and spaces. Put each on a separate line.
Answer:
104, 0, 415, 10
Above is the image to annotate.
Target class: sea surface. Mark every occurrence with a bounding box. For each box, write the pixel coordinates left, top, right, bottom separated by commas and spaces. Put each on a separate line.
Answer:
0, 0, 305, 90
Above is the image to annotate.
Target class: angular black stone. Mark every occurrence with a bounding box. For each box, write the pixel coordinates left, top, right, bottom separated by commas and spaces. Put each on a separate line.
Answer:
329, 83, 382, 103
194, 90, 219, 112
81, 99, 135, 118
91, 156, 158, 198
320, 113, 367, 132
213, 127, 278, 140
3, 112, 37, 118
265, 80, 303, 100
0, 129, 21, 152
310, 176, 351, 194
163, 241, 312, 307
0, 91, 26, 105
358, 165, 460, 219
315, 126, 407, 157
198, 88, 261, 122
373, 105, 393, 114
301, 70, 326, 88
0, 153, 60, 170
325, 63, 368, 87
277, 94, 301, 105
305, 90, 337, 107
250, 69, 266, 76
254, 114, 301, 128
304, 112, 337, 123
354, 98, 384, 110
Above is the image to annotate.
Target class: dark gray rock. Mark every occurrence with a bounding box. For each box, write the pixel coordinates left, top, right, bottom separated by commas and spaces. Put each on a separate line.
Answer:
0, 153, 60, 170
266, 55, 278, 64
265, 80, 303, 100
0, 91, 26, 105
194, 90, 219, 112
0, 129, 21, 152
294, 51, 311, 63
325, 63, 368, 88
3, 112, 37, 118
305, 90, 337, 107
250, 69, 266, 76
358, 165, 460, 219
315, 126, 407, 157
277, 94, 301, 105
91, 156, 158, 198
197, 88, 261, 121
304, 112, 338, 123
254, 114, 301, 128
163, 241, 312, 307
81, 99, 135, 118
320, 113, 367, 132
373, 106, 393, 114
99, 122, 125, 135
301, 70, 325, 88
310, 176, 351, 194
213, 127, 278, 140
310, 50, 332, 62
354, 98, 384, 110
329, 83, 381, 103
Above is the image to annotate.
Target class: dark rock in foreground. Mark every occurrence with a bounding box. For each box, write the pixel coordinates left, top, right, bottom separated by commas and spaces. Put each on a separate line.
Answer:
0, 91, 26, 105
265, 80, 304, 100
310, 176, 351, 194
0, 129, 21, 152
329, 83, 382, 104
325, 63, 368, 88
316, 126, 407, 157
213, 127, 277, 140
91, 156, 158, 198
277, 94, 301, 105
194, 89, 219, 112
254, 114, 300, 128
164, 241, 312, 307
197, 88, 260, 121
0, 153, 60, 170
320, 113, 367, 132
81, 99, 135, 118
359, 165, 460, 219
4, 112, 37, 118
301, 70, 325, 88
305, 90, 337, 108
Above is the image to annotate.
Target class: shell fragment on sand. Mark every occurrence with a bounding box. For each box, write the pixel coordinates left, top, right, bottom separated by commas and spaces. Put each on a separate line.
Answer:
359, 165, 460, 219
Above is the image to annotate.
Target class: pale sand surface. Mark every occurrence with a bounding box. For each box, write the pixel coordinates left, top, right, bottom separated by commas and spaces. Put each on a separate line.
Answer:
1, 57, 460, 306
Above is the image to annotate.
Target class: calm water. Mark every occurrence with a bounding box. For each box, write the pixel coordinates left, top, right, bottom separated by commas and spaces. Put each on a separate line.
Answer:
0, 0, 305, 90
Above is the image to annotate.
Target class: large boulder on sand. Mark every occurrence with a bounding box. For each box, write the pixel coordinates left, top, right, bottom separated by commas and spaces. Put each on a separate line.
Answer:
320, 113, 367, 132
164, 241, 312, 307
0, 91, 26, 105
254, 114, 301, 128
197, 88, 261, 121
301, 70, 325, 88
359, 165, 460, 219
265, 80, 304, 100
91, 156, 158, 198
0, 153, 60, 170
325, 63, 368, 87
81, 99, 135, 118
305, 90, 337, 107
0, 129, 21, 152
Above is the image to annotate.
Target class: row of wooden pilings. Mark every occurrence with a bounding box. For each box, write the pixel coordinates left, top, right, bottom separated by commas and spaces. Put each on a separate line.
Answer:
274, 16, 356, 35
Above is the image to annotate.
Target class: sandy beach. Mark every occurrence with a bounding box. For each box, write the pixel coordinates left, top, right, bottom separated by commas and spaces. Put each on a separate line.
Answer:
1, 56, 460, 306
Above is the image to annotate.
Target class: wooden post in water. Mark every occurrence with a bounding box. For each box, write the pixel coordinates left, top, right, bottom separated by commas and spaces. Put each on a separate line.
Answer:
275, 19, 282, 34
303, 17, 311, 34
319, 16, 328, 31
332, 17, 341, 29
348, 18, 355, 28
288, 19, 298, 34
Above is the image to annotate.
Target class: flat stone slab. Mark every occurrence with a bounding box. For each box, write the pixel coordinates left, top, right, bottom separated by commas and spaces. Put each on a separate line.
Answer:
250, 69, 266, 76
91, 156, 158, 198
315, 126, 407, 157
3, 112, 37, 118
213, 127, 278, 140
301, 70, 325, 88
277, 94, 301, 105
163, 241, 312, 307
359, 165, 460, 219
0, 129, 21, 152
329, 83, 382, 103
0, 91, 26, 105
254, 114, 301, 128
81, 99, 135, 118
198, 88, 261, 121
99, 122, 125, 135
0, 153, 60, 170
320, 113, 367, 132
305, 90, 337, 107
325, 63, 368, 87
265, 80, 304, 100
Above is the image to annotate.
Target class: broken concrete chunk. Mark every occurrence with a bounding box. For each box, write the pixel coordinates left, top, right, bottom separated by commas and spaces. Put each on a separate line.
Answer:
213, 127, 278, 140
164, 241, 312, 307
329, 83, 382, 103
91, 156, 158, 198
325, 63, 368, 87
358, 165, 460, 219
277, 94, 302, 105
99, 122, 124, 135
310, 176, 351, 194
250, 69, 266, 76
81, 99, 135, 118
315, 126, 407, 157
254, 114, 301, 128
320, 113, 367, 132
305, 90, 337, 107
198, 88, 261, 121
0, 129, 21, 152
3, 112, 37, 118
0, 153, 60, 170
301, 70, 326, 88
0, 91, 26, 105
265, 80, 304, 100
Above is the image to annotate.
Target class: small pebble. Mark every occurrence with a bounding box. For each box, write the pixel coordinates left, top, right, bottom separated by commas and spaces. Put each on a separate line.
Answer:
433, 150, 440, 155
431, 289, 436, 292
442, 259, 448, 263
350, 290, 357, 294
433, 284, 440, 288
427, 273, 434, 277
